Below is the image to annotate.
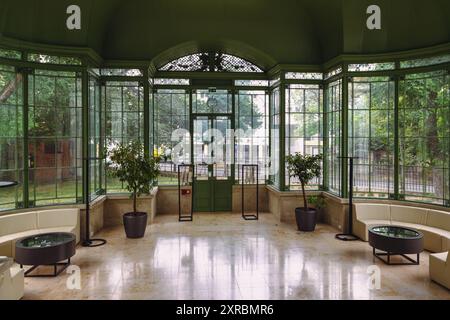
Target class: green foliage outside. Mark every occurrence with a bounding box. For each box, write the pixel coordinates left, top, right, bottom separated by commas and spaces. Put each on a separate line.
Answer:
1, 65, 449, 210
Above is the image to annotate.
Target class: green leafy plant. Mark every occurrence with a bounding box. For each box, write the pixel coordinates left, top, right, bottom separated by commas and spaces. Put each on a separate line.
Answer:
286, 153, 323, 210
307, 196, 326, 210
108, 141, 160, 214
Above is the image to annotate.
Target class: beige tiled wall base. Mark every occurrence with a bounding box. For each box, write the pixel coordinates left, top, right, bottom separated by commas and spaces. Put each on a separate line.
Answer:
232, 185, 268, 214
322, 194, 347, 232
156, 187, 179, 215
103, 190, 157, 227
80, 197, 105, 240
266, 187, 343, 229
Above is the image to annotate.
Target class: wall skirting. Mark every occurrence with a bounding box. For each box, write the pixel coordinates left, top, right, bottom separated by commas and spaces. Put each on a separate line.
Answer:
3, 185, 450, 240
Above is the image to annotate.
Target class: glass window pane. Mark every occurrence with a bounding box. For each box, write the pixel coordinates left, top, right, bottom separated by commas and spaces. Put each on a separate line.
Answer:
399, 71, 449, 205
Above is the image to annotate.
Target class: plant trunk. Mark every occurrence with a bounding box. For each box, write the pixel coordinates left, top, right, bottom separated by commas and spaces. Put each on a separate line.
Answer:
301, 182, 308, 210
133, 191, 137, 214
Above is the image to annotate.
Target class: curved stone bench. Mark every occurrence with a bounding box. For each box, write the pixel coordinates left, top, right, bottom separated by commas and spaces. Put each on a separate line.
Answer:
0, 208, 80, 258
353, 203, 450, 289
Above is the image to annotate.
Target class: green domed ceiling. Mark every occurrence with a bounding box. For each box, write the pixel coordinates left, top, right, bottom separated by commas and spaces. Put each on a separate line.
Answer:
0, 0, 449, 69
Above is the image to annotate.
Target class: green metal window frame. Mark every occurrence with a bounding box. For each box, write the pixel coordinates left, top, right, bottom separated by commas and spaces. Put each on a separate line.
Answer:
348, 76, 395, 199
152, 88, 190, 185
398, 70, 450, 206
103, 80, 144, 193
235, 89, 270, 183
269, 86, 281, 189
27, 69, 83, 206
325, 79, 343, 196
88, 72, 105, 200
0, 44, 450, 212
0, 65, 24, 210
285, 84, 323, 191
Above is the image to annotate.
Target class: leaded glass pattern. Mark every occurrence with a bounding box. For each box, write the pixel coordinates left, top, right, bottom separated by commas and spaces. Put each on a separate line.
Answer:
285, 72, 323, 80
0, 48, 22, 60
400, 54, 450, 69
270, 77, 280, 87
154, 78, 190, 86
101, 69, 143, 76
325, 66, 343, 80
28, 53, 82, 66
159, 53, 263, 73
348, 63, 395, 72
235, 80, 269, 87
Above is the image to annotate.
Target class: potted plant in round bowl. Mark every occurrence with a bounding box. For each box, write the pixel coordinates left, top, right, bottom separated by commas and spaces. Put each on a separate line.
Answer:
108, 141, 160, 238
286, 153, 323, 232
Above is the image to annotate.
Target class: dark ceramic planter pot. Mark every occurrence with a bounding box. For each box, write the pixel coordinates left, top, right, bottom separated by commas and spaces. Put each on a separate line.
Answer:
295, 208, 317, 232
123, 212, 148, 238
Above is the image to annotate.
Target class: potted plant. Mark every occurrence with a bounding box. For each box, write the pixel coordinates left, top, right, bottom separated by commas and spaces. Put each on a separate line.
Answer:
286, 153, 323, 232
108, 141, 160, 238
307, 195, 326, 223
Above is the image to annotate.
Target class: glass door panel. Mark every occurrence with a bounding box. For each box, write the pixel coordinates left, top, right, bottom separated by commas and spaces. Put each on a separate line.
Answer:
192, 90, 232, 114
212, 116, 232, 180
192, 114, 233, 212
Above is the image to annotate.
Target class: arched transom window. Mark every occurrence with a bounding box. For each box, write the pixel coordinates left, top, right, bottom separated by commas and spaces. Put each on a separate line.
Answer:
159, 52, 264, 73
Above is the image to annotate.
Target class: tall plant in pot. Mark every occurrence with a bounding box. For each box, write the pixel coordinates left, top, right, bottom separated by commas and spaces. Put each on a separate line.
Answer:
108, 141, 160, 238
286, 153, 323, 232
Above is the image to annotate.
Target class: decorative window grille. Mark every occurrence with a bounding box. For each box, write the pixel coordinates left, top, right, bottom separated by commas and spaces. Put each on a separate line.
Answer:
348, 63, 395, 72
159, 53, 263, 73
400, 54, 450, 69
28, 53, 82, 66
154, 78, 190, 85
269, 77, 281, 87
324, 66, 343, 80
235, 80, 269, 87
285, 72, 323, 80
100, 69, 143, 76
0, 48, 21, 60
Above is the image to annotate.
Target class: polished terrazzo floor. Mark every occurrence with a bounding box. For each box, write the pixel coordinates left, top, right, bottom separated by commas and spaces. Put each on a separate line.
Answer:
23, 213, 450, 300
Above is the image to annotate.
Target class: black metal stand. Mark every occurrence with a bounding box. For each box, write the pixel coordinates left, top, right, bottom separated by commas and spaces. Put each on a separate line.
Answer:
21, 258, 71, 277
242, 164, 259, 220
373, 248, 420, 265
178, 164, 194, 222
82, 157, 107, 247
336, 157, 359, 241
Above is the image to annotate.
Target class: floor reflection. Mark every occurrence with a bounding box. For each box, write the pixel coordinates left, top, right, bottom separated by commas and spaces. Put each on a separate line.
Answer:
23, 213, 450, 300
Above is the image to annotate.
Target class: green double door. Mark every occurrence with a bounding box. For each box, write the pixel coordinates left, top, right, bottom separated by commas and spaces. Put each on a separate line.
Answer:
192, 114, 233, 212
